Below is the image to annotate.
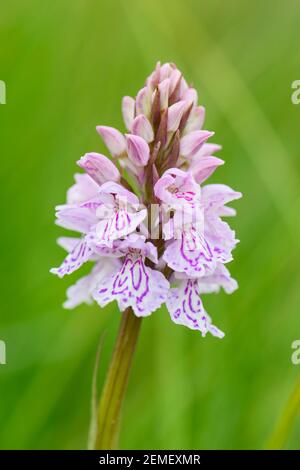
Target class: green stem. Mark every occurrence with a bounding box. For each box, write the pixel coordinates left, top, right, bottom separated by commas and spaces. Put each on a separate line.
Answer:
95, 308, 142, 449
266, 376, 300, 449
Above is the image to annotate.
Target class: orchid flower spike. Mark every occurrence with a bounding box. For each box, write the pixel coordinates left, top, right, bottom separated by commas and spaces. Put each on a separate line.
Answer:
51, 62, 242, 338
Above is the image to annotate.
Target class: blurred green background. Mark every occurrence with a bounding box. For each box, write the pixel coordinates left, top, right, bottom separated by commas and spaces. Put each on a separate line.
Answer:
1, 0, 300, 450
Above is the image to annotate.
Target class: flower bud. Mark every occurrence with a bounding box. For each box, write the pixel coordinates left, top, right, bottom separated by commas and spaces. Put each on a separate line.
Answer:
125, 134, 150, 166
96, 126, 126, 157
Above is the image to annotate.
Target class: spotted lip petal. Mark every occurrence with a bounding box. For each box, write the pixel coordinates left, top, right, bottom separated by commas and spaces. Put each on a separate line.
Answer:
86, 233, 158, 263
166, 278, 224, 337
94, 208, 147, 247
83, 183, 148, 247
163, 225, 217, 278
93, 251, 169, 317
50, 238, 93, 278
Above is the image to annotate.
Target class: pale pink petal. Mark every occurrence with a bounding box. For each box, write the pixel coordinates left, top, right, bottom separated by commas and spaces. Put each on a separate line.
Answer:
154, 168, 201, 208
98, 181, 140, 205
96, 125, 126, 157
163, 226, 216, 277
125, 134, 150, 167
58, 235, 99, 262
77, 152, 120, 185
178, 76, 189, 98
169, 68, 181, 94
166, 279, 224, 337
64, 258, 121, 309
184, 106, 206, 134
93, 253, 169, 317
158, 78, 170, 110
145, 61, 161, 87
198, 263, 238, 294
218, 207, 237, 217
122, 96, 135, 131
180, 130, 214, 158
159, 63, 173, 80
50, 239, 93, 278
67, 173, 99, 205
135, 86, 152, 117
182, 87, 198, 108
94, 208, 147, 246
88, 234, 158, 262
195, 142, 222, 157
55, 206, 98, 233
167, 101, 187, 132
57, 236, 81, 253
131, 115, 154, 143
202, 184, 242, 215
119, 157, 145, 185
204, 217, 238, 263
190, 156, 224, 183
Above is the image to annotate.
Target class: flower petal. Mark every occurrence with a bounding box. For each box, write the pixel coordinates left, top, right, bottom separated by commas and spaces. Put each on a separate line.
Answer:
182, 88, 198, 108
122, 96, 135, 131
93, 253, 169, 316
180, 130, 214, 158
125, 134, 150, 167
183, 106, 206, 134
63, 259, 121, 309
67, 173, 99, 205
57, 236, 81, 252
167, 100, 187, 132
135, 86, 152, 117
55, 206, 98, 233
202, 184, 242, 214
195, 142, 222, 157
158, 78, 170, 110
98, 181, 140, 205
198, 263, 238, 294
96, 125, 126, 157
166, 279, 224, 337
94, 208, 147, 246
50, 239, 93, 278
77, 153, 120, 185
191, 156, 224, 183
159, 63, 173, 80
169, 68, 182, 94
154, 168, 201, 208
131, 115, 154, 143
163, 226, 216, 277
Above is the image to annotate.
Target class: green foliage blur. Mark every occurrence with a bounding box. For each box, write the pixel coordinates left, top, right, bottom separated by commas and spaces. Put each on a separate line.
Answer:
1, 0, 300, 450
